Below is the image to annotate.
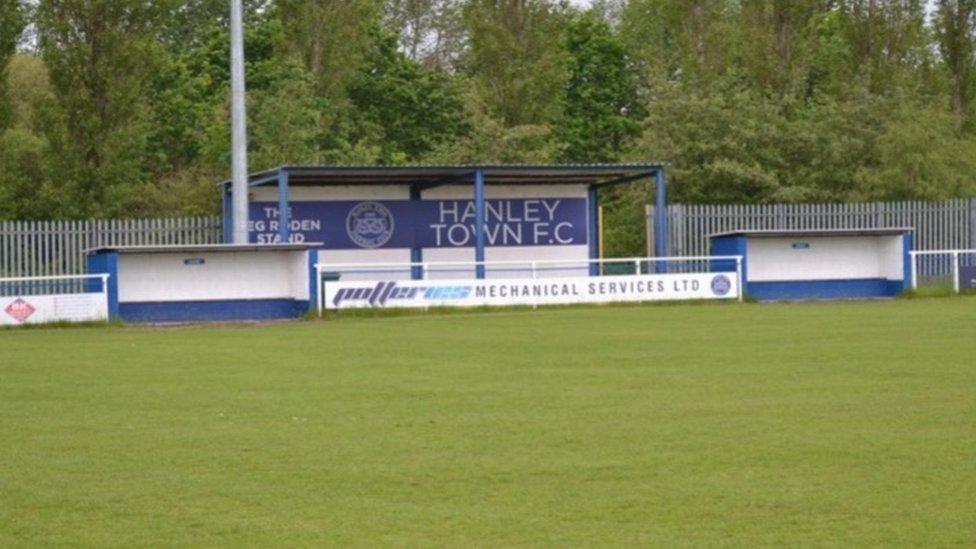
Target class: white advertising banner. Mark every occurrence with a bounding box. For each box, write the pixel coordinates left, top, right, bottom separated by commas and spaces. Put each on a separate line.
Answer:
1, 293, 109, 326
324, 272, 739, 309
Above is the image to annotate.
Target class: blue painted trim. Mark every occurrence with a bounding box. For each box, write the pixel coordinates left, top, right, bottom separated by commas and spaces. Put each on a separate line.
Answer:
221, 187, 233, 243
119, 299, 309, 323
86, 251, 119, 318
474, 169, 486, 279
307, 248, 319, 313
747, 279, 904, 301
278, 169, 290, 243
410, 248, 423, 280
654, 167, 667, 265
410, 185, 424, 280
709, 235, 746, 281
587, 185, 599, 276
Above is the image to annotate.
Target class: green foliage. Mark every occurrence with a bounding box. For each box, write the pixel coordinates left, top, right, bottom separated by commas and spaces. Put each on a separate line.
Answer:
933, 0, 976, 129
347, 26, 468, 163
855, 103, 976, 199
424, 87, 558, 164
0, 0, 976, 241
556, 11, 643, 162
463, 0, 570, 126
0, 0, 25, 129
33, 0, 165, 217
277, 0, 380, 102
0, 127, 47, 219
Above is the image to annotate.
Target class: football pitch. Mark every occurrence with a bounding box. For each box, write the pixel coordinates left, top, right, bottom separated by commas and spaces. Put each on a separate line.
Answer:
1, 298, 974, 546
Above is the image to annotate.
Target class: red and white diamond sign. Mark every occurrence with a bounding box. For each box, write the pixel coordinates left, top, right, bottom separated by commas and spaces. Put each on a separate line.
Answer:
5, 298, 36, 323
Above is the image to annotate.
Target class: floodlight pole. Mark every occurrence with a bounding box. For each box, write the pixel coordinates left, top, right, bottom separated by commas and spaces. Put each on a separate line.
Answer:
229, 0, 249, 244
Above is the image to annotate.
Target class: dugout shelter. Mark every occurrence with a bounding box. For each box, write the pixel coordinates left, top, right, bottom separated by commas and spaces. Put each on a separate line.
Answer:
219, 164, 667, 279
710, 228, 913, 300
87, 244, 319, 323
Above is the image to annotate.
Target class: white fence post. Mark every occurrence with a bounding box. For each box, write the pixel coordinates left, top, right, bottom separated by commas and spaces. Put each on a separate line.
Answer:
952, 251, 960, 293
315, 263, 323, 315
736, 256, 744, 303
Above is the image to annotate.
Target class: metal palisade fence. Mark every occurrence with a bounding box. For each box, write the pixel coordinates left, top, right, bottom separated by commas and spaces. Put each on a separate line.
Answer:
650, 199, 976, 257
0, 217, 222, 278
2, 199, 976, 277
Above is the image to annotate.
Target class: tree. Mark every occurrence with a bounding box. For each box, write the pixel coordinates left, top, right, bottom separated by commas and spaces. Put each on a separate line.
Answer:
34, 0, 164, 217
856, 103, 976, 199
736, 0, 827, 97
934, 0, 976, 130
618, 0, 736, 87
277, 0, 380, 102
156, 0, 270, 48
832, 0, 929, 95
463, 0, 569, 126
0, 0, 26, 128
348, 26, 467, 163
555, 11, 643, 162
384, 0, 465, 70
424, 87, 557, 164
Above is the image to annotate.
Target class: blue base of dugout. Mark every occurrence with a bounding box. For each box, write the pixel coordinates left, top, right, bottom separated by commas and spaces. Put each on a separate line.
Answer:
118, 299, 310, 323
746, 278, 907, 301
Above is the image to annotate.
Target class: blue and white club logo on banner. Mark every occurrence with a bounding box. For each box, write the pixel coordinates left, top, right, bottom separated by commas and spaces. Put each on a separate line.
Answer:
710, 274, 732, 297
346, 201, 395, 249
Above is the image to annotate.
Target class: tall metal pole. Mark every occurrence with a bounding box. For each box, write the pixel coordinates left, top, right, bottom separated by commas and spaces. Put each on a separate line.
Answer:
229, 0, 249, 243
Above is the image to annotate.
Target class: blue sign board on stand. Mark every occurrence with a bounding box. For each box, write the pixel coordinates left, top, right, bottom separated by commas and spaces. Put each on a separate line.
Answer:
248, 198, 588, 248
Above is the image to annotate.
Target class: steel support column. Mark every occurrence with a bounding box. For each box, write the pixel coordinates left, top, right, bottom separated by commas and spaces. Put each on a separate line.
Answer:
277, 169, 290, 243
654, 167, 668, 272
474, 169, 486, 279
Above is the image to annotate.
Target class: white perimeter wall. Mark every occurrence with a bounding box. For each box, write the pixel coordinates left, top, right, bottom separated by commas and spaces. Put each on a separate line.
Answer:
747, 235, 905, 282
254, 184, 591, 280
117, 250, 310, 303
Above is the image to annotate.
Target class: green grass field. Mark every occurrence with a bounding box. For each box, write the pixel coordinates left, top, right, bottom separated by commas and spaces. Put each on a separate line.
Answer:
2, 298, 975, 546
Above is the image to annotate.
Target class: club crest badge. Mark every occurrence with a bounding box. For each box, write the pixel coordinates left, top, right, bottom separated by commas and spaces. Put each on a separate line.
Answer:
346, 201, 395, 249
710, 274, 732, 297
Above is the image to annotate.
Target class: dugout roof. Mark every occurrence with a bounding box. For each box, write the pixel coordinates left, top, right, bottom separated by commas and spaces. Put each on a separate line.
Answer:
709, 228, 913, 239
220, 163, 665, 189
218, 163, 671, 259
85, 243, 321, 255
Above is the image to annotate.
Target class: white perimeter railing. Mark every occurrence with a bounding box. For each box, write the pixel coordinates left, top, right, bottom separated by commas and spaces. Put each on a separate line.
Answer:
909, 249, 976, 293
314, 255, 744, 312
0, 273, 110, 295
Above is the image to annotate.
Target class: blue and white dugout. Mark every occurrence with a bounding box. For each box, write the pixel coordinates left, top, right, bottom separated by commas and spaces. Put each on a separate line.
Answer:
219, 164, 668, 279
709, 229, 913, 300
86, 244, 319, 323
